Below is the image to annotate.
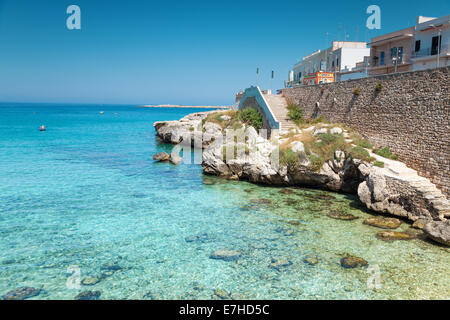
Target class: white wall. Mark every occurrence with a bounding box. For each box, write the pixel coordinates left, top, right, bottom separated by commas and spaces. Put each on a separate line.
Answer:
340, 48, 371, 71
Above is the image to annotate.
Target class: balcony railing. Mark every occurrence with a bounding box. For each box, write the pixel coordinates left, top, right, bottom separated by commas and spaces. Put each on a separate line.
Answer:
412, 44, 449, 58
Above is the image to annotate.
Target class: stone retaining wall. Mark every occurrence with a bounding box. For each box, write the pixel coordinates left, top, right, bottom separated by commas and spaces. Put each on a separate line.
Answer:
283, 67, 450, 197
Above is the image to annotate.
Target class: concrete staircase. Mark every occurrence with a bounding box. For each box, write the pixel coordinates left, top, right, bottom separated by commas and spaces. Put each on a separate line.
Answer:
263, 94, 297, 133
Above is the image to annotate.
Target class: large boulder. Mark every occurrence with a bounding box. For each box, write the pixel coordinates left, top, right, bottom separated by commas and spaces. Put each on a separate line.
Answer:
424, 220, 450, 247
170, 151, 182, 165
2, 287, 41, 300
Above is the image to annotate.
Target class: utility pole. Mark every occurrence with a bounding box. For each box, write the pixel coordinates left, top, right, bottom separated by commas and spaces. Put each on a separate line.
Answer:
256, 68, 259, 87
271, 70, 274, 93
437, 29, 441, 68
325, 32, 329, 72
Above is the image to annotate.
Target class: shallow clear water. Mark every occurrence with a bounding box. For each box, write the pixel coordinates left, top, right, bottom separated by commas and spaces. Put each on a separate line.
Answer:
0, 103, 449, 300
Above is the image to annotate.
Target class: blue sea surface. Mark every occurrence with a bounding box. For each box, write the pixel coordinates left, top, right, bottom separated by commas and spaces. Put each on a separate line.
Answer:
0, 103, 449, 300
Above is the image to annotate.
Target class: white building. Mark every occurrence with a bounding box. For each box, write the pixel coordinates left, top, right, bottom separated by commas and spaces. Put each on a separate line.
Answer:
286, 41, 370, 87
412, 15, 450, 71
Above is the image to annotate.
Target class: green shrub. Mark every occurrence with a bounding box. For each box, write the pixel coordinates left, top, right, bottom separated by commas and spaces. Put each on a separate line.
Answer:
375, 82, 382, 92
358, 138, 373, 149
238, 108, 263, 130
353, 87, 361, 96
374, 147, 398, 160
279, 149, 300, 166
230, 121, 243, 130
348, 146, 374, 162
373, 161, 385, 168
287, 104, 303, 124
308, 154, 324, 172
303, 133, 346, 171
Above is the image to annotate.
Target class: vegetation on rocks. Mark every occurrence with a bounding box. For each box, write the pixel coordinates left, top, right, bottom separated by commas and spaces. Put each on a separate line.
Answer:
348, 146, 375, 162
373, 161, 385, 168
287, 104, 303, 125
374, 146, 398, 160
237, 108, 263, 130
279, 149, 301, 166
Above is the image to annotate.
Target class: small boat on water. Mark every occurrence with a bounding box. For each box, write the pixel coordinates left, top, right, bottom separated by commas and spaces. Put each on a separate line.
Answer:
100, 111, 105, 115
40, 125, 46, 132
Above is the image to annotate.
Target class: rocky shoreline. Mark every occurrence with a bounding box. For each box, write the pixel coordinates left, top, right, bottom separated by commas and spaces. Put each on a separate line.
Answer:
153, 111, 450, 247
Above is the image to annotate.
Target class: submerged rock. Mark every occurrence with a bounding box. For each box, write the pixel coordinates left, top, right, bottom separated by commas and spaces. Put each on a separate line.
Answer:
327, 211, 358, 221
100, 262, 122, 272
81, 277, 101, 286
75, 290, 101, 300
269, 257, 292, 270
250, 198, 272, 205
424, 220, 450, 247
376, 231, 416, 241
340, 255, 368, 268
152, 152, 170, 161
185, 233, 209, 243
363, 217, 402, 229
213, 289, 230, 300
303, 255, 319, 266
210, 250, 242, 261
280, 188, 294, 195
412, 218, 429, 230
2, 287, 41, 300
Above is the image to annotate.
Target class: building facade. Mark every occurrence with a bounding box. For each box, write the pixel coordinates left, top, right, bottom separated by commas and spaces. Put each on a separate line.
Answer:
368, 27, 415, 75
286, 41, 370, 87
412, 15, 450, 71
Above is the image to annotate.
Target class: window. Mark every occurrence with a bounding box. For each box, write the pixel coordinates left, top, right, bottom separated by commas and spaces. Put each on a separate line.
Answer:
415, 40, 421, 52
390, 47, 397, 57
398, 47, 403, 62
380, 52, 385, 65
431, 36, 442, 55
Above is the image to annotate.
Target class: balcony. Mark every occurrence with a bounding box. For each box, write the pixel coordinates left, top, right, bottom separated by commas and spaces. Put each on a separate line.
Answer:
412, 44, 449, 59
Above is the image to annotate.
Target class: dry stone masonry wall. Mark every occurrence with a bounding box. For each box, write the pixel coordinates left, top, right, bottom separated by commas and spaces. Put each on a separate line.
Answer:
283, 67, 450, 197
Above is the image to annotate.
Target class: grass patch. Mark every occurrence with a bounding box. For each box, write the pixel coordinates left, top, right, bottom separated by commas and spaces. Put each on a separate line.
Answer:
373, 161, 385, 168
279, 149, 301, 166
308, 154, 323, 171
374, 146, 398, 160
348, 146, 375, 162
302, 133, 347, 172
202, 110, 238, 130
350, 133, 373, 149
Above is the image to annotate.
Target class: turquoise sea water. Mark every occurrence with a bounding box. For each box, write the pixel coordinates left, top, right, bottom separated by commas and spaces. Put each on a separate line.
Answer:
0, 103, 449, 300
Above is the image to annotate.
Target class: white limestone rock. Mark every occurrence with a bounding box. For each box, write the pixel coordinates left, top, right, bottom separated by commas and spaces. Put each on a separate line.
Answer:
330, 127, 343, 135
424, 220, 450, 247
313, 128, 328, 136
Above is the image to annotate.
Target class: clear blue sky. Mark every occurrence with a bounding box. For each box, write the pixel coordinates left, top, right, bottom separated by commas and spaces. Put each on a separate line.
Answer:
0, 0, 449, 105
